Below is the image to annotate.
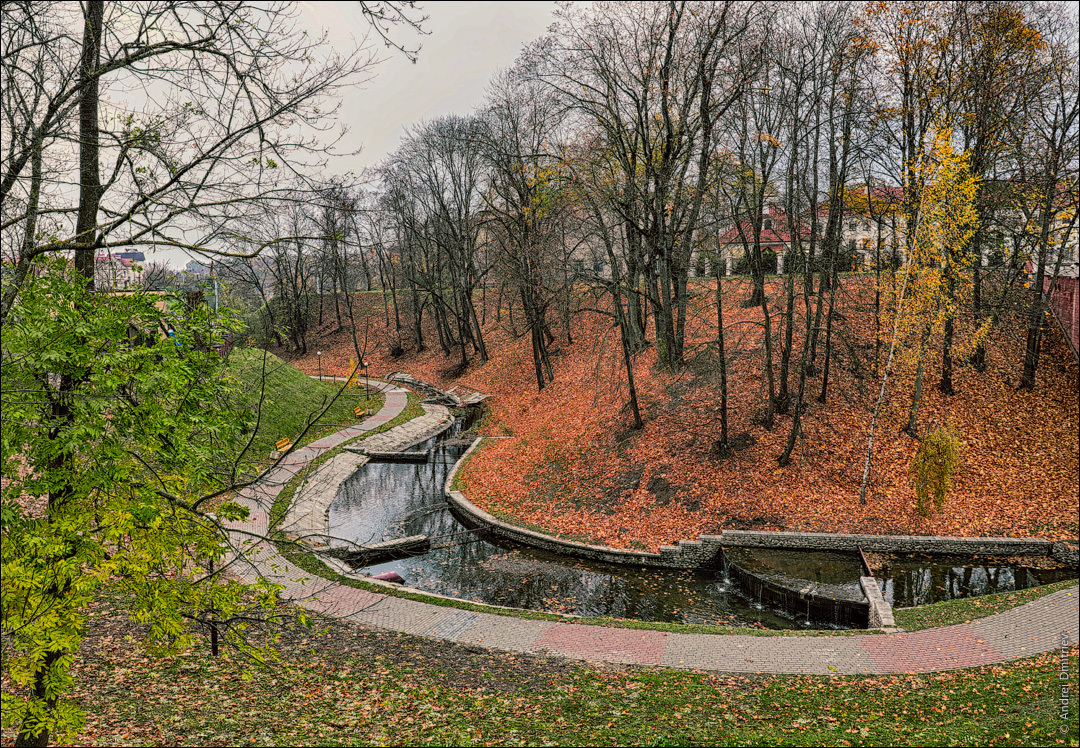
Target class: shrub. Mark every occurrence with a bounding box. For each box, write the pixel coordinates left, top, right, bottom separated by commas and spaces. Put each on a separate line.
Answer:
911, 422, 962, 516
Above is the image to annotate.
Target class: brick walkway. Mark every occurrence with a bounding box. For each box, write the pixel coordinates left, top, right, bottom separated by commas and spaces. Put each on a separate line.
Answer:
226, 382, 1079, 675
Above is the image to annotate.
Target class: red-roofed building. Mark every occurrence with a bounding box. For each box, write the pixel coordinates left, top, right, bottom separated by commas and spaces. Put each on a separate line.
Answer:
708, 188, 906, 276
713, 202, 799, 275
94, 253, 142, 290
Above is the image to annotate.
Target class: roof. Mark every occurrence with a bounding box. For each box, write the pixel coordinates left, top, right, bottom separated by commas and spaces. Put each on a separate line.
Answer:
718, 205, 801, 247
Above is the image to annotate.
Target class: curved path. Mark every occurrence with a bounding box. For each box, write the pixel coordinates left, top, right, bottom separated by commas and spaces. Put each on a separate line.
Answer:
226, 381, 1078, 675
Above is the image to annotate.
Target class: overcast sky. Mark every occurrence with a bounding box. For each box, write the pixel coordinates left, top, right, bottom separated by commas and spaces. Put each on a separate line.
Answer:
165, 2, 557, 268
303, 0, 558, 174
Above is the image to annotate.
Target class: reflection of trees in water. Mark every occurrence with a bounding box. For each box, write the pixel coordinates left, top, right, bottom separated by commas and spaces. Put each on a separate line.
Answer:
330, 440, 466, 544
406, 546, 635, 616
384, 535, 743, 622
748, 550, 863, 587
339, 435, 1080, 625
332, 463, 413, 543
887, 563, 1020, 606
337, 436, 688, 619
336, 438, 1076, 622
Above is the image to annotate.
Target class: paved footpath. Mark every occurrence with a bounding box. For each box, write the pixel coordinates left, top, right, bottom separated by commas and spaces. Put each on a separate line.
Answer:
226, 382, 1078, 675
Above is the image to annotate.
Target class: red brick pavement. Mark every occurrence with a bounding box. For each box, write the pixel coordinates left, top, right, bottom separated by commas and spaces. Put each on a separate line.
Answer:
857, 624, 1004, 673
534, 623, 667, 665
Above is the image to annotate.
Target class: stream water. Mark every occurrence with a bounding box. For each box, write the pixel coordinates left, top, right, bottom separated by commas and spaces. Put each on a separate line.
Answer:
735, 548, 1076, 609
327, 422, 1075, 629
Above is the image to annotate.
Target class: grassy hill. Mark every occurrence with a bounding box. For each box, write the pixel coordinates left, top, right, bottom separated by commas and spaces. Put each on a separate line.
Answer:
224, 347, 382, 460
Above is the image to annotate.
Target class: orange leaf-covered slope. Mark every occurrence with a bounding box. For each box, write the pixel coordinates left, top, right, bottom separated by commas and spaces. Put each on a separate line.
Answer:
285, 279, 1079, 551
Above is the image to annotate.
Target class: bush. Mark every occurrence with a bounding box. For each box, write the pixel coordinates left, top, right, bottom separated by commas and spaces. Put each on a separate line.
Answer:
911, 422, 962, 516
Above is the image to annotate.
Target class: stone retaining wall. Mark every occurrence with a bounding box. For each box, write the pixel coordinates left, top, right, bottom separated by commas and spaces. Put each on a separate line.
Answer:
1053, 541, 1080, 568
722, 547, 871, 628
281, 452, 368, 543
860, 577, 896, 630
283, 403, 453, 548
720, 530, 1053, 557
446, 438, 1067, 573
349, 403, 453, 455
445, 440, 716, 569
385, 372, 459, 403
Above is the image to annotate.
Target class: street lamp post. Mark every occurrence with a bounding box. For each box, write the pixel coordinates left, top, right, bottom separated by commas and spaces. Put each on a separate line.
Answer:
317, 351, 322, 381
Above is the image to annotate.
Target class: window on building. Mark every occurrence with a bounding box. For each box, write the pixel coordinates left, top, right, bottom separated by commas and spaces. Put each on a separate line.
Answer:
849, 221, 857, 231
763, 218, 773, 230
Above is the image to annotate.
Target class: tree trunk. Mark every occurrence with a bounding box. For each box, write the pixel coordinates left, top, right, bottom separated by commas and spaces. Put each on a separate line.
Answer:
714, 265, 730, 452
970, 224, 987, 371
776, 262, 796, 414
859, 264, 914, 504
1020, 194, 1060, 391
17, 10, 103, 737
817, 258, 840, 404
410, 279, 425, 353
758, 280, 776, 430
939, 310, 956, 395
905, 321, 933, 436
779, 272, 818, 467
614, 282, 643, 429
73, 0, 105, 283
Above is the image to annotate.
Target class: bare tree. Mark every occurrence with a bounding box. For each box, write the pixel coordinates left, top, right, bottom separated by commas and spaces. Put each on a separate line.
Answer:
477, 63, 569, 391
1012, 19, 1079, 390
138, 260, 175, 290
536, 1, 764, 370
1, 1, 425, 322
379, 115, 489, 371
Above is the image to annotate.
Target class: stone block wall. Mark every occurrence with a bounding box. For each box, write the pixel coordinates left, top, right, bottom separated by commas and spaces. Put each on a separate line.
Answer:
1052, 541, 1079, 568
447, 440, 1066, 573
720, 530, 1053, 557
860, 577, 896, 629
444, 440, 719, 569
723, 547, 871, 628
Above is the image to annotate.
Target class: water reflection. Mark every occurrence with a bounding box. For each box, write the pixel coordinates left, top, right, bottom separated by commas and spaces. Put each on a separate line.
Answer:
329, 427, 799, 629
734, 548, 1074, 609
878, 557, 1071, 607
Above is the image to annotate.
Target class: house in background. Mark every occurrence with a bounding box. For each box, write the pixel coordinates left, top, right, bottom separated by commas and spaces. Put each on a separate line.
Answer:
94, 251, 144, 290
1045, 267, 1079, 359
1030, 210, 1079, 359
711, 202, 795, 276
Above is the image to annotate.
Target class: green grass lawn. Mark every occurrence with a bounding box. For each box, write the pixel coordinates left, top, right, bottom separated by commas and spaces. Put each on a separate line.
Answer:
223, 348, 382, 460
26, 589, 1077, 748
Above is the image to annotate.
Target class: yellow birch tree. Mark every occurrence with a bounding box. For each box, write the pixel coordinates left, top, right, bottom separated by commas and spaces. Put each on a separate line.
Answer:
859, 128, 978, 503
